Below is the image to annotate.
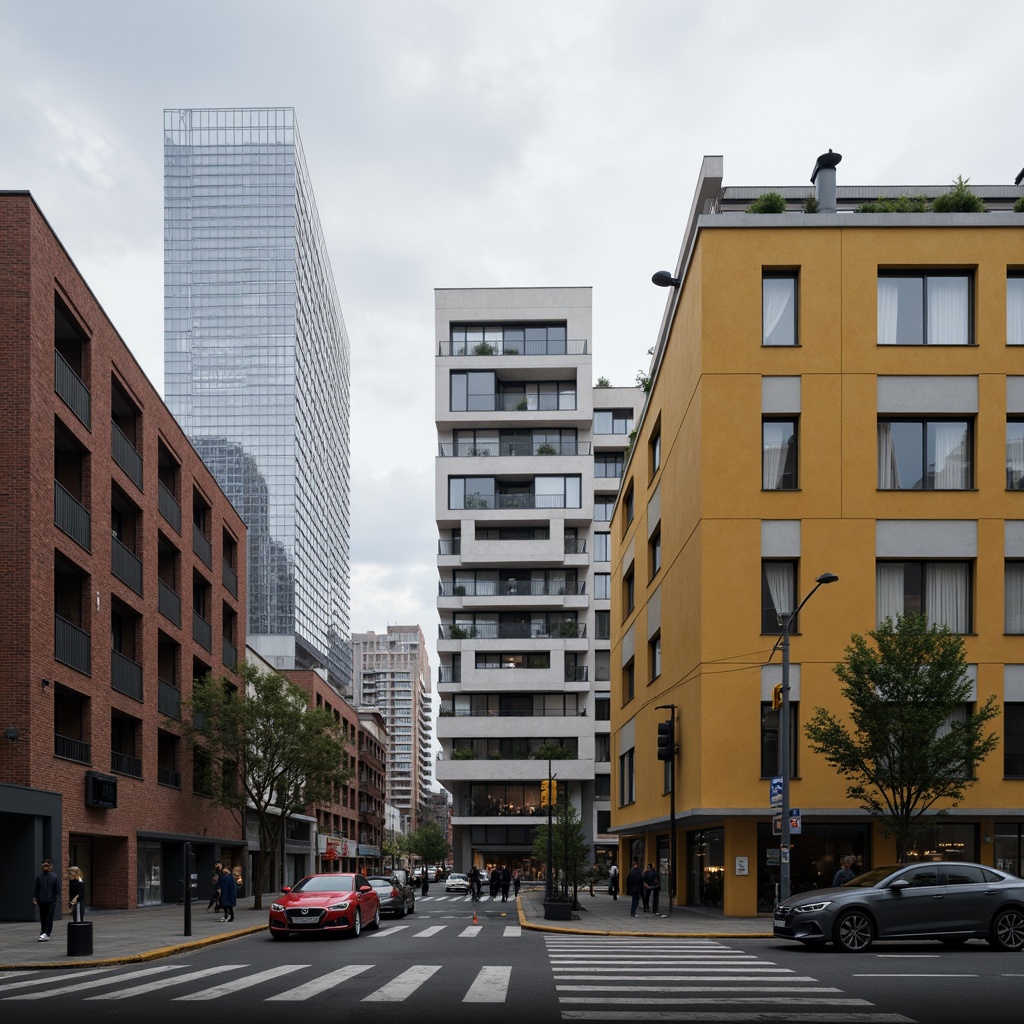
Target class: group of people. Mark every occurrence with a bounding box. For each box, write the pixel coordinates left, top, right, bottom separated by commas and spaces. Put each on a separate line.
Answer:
623, 860, 663, 917
31, 860, 85, 942
206, 862, 243, 921
467, 864, 521, 901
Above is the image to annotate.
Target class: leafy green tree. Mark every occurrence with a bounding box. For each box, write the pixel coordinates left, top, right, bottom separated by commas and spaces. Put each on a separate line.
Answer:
805, 614, 999, 860
182, 661, 351, 908
596, 376, 611, 388
747, 191, 787, 214
381, 829, 407, 873
532, 794, 590, 904
405, 820, 450, 871
932, 175, 986, 213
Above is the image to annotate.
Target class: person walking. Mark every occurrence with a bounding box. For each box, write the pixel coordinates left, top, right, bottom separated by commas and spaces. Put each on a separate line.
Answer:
207, 862, 223, 912
421, 871, 430, 897
512, 868, 521, 899
68, 866, 86, 923
832, 854, 856, 887
625, 859, 644, 918
499, 865, 511, 902
608, 862, 619, 900
470, 864, 482, 901
32, 859, 60, 941
642, 862, 661, 916
489, 866, 500, 900
216, 867, 237, 922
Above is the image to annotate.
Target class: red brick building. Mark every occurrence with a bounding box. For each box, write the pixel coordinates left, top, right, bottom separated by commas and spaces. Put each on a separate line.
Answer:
0, 192, 247, 917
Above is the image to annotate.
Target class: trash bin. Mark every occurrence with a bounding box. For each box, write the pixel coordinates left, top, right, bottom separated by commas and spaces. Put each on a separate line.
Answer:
67, 921, 93, 956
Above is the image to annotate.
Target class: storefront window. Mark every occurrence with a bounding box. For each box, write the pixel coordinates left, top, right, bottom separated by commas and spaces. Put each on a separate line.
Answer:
994, 824, 1023, 876
904, 822, 978, 863
687, 828, 725, 907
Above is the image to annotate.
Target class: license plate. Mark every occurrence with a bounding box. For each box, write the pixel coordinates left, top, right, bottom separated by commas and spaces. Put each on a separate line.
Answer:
289, 917, 321, 925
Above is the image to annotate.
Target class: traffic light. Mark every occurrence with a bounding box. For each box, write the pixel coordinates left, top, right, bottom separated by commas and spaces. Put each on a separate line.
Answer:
657, 719, 674, 761
540, 779, 558, 807
549, 780, 557, 805
540, 780, 549, 807
772, 683, 783, 711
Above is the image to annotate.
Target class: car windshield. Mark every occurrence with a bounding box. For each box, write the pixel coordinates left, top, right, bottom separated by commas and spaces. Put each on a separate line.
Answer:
842, 866, 903, 888
448, 873, 467, 880
368, 880, 392, 889
291, 875, 354, 893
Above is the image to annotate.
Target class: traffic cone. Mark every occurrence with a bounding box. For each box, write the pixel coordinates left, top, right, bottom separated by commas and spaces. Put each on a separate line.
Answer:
473, 908, 478, 925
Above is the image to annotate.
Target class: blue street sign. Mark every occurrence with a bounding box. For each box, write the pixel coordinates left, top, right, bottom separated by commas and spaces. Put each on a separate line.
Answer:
769, 776, 783, 807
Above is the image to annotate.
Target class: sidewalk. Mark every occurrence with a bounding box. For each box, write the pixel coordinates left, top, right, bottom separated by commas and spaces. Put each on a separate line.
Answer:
0, 890, 771, 970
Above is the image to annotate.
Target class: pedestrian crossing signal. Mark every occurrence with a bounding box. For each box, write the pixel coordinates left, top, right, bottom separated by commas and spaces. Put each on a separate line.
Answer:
771, 683, 783, 711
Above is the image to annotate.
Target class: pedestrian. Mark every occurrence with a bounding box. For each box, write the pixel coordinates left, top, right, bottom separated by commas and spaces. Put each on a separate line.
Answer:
216, 867, 237, 922
32, 859, 60, 942
832, 854, 856, 887
470, 864, 482, 901
588, 865, 595, 897
625, 859, 644, 917
207, 861, 223, 912
68, 865, 86, 923
489, 866, 500, 900
232, 865, 244, 899
512, 868, 521, 898
499, 865, 511, 901
642, 862, 661, 916
421, 871, 430, 897
608, 862, 619, 900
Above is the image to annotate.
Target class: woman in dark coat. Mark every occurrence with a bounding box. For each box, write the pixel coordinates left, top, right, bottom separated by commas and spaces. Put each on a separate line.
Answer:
216, 868, 237, 922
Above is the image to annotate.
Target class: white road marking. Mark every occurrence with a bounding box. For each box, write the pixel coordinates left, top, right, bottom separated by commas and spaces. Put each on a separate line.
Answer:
0, 969, 116, 993
6, 965, 182, 1000
414, 926, 447, 938
853, 973, 977, 978
266, 964, 373, 1001
362, 964, 441, 1001
86, 964, 245, 1000
559, 997, 873, 1006
370, 924, 409, 937
460, 925, 482, 937
557, 1013, 916, 1022
504, 925, 522, 937
174, 964, 307, 1000
463, 965, 512, 1003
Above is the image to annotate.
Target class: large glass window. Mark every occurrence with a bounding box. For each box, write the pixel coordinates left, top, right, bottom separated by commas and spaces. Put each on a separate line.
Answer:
619, 747, 635, 806
1005, 706, 1024, 777
595, 453, 624, 478
594, 611, 610, 641
594, 409, 634, 435
878, 419, 972, 489
762, 273, 797, 346
594, 573, 611, 600
451, 322, 567, 356
876, 561, 972, 633
1008, 420, 1024, 489
878, 273, 972, 345
594, 498, 614, 522
1006, 562, 1024, 634
763, 419, 798, 490
762, 560, 796, 634
649, 526, 662, 577
594, 532, 610, 562
1008, 275, 1024, 345
450, 371, 496, 412
649, 634, 661, 681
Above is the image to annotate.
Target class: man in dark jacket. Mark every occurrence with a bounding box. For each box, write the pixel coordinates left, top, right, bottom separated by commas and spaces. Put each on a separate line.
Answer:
642, 862, 661, 916
499, 865, 511, 901
33, 859, 61, 941
625, 860, 645, 918
216, 867, 238, 922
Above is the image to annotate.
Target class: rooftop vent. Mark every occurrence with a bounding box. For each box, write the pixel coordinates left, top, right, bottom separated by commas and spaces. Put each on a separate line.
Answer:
810, 150, 842, 213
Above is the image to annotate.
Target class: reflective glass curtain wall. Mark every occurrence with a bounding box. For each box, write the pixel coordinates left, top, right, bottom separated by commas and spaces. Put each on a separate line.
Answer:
164, 108, 352, 690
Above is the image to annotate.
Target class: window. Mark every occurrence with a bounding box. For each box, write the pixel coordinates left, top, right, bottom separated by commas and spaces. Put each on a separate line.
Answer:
650, 427, 661, 476
1005, 703, 1024, 777
761, 702, 798, 777
622, 659, 634, 703
1006, 562, 1024, 634
1008, 275, 1024, 345
594, 498, 614, 522
649, 526, 662, 577
763, 273, 797, 346
594, 409, 634, 435
763, 419, 798, 490
595, 453, 624, 478
594, 532, 610, 562
450, 371, 496, 412
623, 567, 635, 616
649, 634, 661, 681
619, 747, 635, 806
595, 611, 610, 641
623, 483, 634, 528
878, 419, 972, 490
876, 561, 971, 633
762, 560, 796, 634
594, 573, 611, 600
878, 272, 972, 345
1008, 420, 1024, 489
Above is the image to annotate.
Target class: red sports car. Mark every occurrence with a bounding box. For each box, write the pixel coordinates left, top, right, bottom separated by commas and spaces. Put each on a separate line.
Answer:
268, 873, 381, 940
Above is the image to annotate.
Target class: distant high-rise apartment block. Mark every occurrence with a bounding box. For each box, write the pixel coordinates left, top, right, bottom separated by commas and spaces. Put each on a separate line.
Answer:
163, 107, 352, 691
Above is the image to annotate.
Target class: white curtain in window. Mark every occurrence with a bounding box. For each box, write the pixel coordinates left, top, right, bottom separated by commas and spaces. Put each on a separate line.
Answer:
765, 563, 794, 622
936, 703, 968, 739
927, 277, 968, 345
878, 279, 899, 345
1008, 432, 1024, 489
876, 563, 905, 624
926, 562, 969, 632
932, 422, 970, 489
877, 423, 900, 488
1009, 278, 1024, 345
1006, 562, 1024, 634
762, 278, 792, 345
762, 422, 790, 489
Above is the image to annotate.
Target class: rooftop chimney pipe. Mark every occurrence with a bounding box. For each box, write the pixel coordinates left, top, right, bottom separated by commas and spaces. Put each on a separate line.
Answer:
811, 150, 842, 213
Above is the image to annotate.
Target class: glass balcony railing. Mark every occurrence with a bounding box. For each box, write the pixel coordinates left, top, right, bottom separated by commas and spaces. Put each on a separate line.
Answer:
437, 338, 588, 357
438, 440, 590, 457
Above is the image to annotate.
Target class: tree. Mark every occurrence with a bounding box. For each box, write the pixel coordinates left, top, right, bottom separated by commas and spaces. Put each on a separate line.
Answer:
182, 661, 351, 908
405, 820, 449, 872
805, 614, 999, 860
532, 793, 590, 904
932, 175, 986, 213
596, 376, 611, 388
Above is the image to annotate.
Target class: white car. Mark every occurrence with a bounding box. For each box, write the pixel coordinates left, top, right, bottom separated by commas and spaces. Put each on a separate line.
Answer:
445, 872, 470, 893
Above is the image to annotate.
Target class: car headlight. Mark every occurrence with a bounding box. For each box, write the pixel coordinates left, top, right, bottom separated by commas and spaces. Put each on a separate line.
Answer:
793, 901, 832, 913
270, 903, 285, 912
327, 900, 352, 911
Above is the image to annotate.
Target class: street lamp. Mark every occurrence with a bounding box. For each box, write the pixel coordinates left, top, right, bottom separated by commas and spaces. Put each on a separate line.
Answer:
772, 571, 838, 904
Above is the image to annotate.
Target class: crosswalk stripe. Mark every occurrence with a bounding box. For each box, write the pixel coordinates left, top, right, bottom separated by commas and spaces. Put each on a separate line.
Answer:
558, 1013, 917, 1022
503, 925, 522, 937
464, 966, 512, 1003
86, 964, 245, 1000
414, 926, 447, 938
554, 982, 832, 990
560, 997, 874, 1006
6, 965, 181, 1000
362, 964, 441, 1002
460, 926, 482, 938
174, 964, 307, 1000
266, 964, 374, 1001
0, 969, 116, 993
370, 924, 409, 937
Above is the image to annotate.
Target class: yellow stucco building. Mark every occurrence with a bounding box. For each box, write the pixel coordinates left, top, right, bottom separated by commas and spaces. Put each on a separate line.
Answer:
610, 154, 1024, 916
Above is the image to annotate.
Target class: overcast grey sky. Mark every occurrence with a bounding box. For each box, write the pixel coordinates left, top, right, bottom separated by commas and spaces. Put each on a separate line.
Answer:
4, 0, 1021, 679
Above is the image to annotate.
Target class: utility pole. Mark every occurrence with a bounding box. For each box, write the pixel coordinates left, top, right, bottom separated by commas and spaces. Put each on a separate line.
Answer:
656, 704, 677, 916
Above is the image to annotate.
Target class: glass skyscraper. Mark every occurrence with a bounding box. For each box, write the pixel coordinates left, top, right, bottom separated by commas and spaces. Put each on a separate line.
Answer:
164, 107, 352, 691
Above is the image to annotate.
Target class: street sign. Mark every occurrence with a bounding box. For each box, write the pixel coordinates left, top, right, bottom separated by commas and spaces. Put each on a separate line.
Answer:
769, 776, 783, 807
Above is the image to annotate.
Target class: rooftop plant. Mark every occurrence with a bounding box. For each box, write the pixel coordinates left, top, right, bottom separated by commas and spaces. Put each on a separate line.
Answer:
747, 191, 787, 214
932, 175, 986, 213
855, 195, 928, 214
1013, 196, 1024, 213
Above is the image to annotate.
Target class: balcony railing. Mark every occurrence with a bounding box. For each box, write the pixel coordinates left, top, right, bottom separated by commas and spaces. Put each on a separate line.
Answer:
111, 422, 143, 489
158, 677, 181, 720
438, 440, 591, 457
111, 649, 144, 701
452, 394, 578, 413
158, 766, 182, 788
437, 338, 588, 357
441, 706, 584, 717
54, 481, 91, 551
440, 622, 585, 641
193, 609, 212, 651
112, 536, 143, 595
54, 732, 91, 764
193, 523, 212, 567
440, 580, 585, 597
158, 481, 181, 534
55, 614, 91, 675
111, 750, 142, 778
222, 559, 238, 597
564, 538, 587, 554
438, 538, 461, 556
158, 578, 181, 626
459, 494, 574, 511
54, 350, 91, 428
222, 636, 237, 668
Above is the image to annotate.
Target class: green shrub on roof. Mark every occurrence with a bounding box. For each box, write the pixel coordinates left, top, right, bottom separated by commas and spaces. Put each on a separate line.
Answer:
856, 195, 928, 214
932, 175, 986, 213
747, 191, 787, 214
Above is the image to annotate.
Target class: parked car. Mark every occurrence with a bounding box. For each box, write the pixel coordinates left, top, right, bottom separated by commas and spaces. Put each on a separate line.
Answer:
367, 875, 416, 917
445, 872, 470, 893
268, 873, 381, 940
774, 861, 1024, 952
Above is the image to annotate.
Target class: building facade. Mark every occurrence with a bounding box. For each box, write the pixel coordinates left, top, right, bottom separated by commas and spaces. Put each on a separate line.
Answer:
163, 107, 352, 693
433, 286, 643, 877
0, 192, 246, 917
351, 626, 433, 834
611, 154, 1024, 916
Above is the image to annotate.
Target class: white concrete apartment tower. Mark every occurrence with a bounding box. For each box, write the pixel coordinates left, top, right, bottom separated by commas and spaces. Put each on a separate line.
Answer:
434, 287, 642, 877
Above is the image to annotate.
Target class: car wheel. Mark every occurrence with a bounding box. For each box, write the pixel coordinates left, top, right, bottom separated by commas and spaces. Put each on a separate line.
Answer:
351, 909, 361, 938
369, 906, 381, 931
409, 898, 415, 914
270, 930, 287, 942
398, 902, 407, 918
833, 909, 874, 953
989, 908, 1024, 951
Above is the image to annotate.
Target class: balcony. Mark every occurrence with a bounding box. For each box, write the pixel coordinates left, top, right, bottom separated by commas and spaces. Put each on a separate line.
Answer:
440, 705, 585, 718
192, 523, 212, 567
111, 422, 143, 489
461, 493, 573, 511
222, 636, 237, 668
440, 622, 585, 641
452, 394, 578, 413
438, 538, 461, 556
222, 559, 238, 597
54, 350, 91, 428
111, 750, 142, 778
440, 580, 585, 598
112, 536, 143, 595
437, 338, 588, 357
54, 481, 91, 551
111, 649, 144, 701
193, 609, 212, 652
158, 482, 181, 534
55, 614, 91, 675
158, 578, 182, 626
158, 766, 182, 788
438, 440, 591, 457
158, 678, 181, 720
54, 732, 91, 764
